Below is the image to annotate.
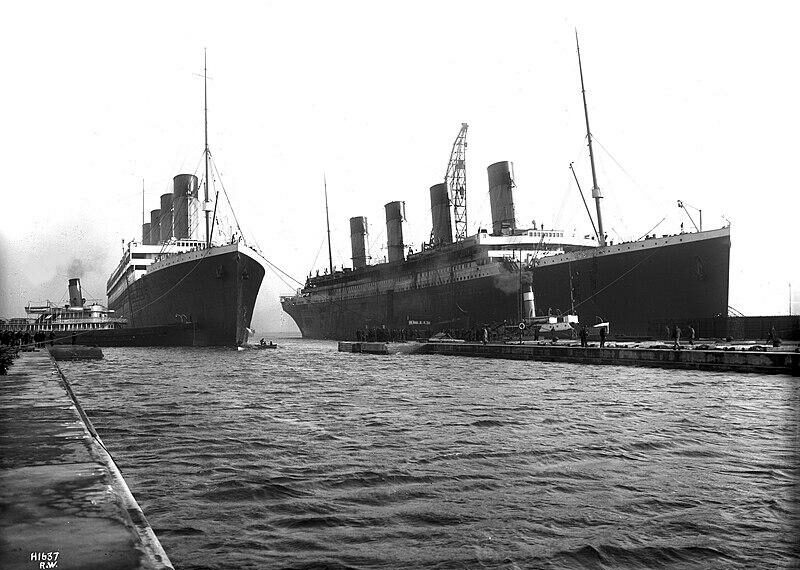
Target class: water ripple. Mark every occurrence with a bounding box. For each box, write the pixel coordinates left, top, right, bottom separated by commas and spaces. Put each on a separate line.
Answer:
62, 339, 800, 569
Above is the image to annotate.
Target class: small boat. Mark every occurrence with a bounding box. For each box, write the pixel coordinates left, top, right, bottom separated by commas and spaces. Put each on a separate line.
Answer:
255, 340, 278, 349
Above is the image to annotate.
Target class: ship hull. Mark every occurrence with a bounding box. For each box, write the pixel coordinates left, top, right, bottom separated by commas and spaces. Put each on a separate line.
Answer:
282, 229, 730, 340
531, 231, 730, 337
106, 245, 265, 347
45, 324, 199, 347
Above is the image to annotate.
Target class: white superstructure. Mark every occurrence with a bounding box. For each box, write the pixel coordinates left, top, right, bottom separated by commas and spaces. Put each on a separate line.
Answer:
106, 239, 205, 307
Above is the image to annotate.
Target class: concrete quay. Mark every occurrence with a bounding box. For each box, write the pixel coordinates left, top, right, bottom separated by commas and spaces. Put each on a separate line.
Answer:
338, 341, 424, 355
422, 342, 799, 375
0, 350, 173, 570
339, 340, 799, 375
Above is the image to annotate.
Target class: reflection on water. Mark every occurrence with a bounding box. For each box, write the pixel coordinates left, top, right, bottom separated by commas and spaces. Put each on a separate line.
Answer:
62, 339, 800, 569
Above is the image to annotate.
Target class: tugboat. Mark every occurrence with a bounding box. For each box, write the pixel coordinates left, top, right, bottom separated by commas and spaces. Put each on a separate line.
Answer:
22, 278, 126, 342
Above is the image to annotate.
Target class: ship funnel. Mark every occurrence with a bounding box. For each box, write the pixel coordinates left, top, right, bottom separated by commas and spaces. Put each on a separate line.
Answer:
159, 193, 174, 243
429, 183, 452, 245
150, 209, 162, 244
173, 174, 200, 240
350, 216, 369, 270
385, 201, 406, 263
68, 278, 84, 308
142, 222, 152, 245
487, 161, 517, 235
523, 285, 536, 319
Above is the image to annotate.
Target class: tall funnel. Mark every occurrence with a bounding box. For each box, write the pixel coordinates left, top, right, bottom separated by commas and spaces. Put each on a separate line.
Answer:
173, 174, 200, 240
349, 216, 369, 270
150, 209, 161, 244
142, 222, 152, 245
487, 161, 516, 235
429, 183, 452, 245
159, 193, 174, 243
68, 278, 84, 308
523, 285, 536, 319
385, 201, 405, 263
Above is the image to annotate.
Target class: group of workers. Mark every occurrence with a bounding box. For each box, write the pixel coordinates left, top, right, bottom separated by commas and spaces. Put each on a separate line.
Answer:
668, 324, 696, 349
578, 325, 607, 348
0, 330, 57, 349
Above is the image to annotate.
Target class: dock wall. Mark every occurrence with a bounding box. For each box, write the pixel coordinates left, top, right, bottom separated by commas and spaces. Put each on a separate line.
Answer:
0, 350, 173, 570
419, 343, 799, 376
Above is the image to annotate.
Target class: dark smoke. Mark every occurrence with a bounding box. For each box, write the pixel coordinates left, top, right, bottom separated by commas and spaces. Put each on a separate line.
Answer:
66, 258, 91, 279
493, 272, 520, 295
33, 257, 105, 305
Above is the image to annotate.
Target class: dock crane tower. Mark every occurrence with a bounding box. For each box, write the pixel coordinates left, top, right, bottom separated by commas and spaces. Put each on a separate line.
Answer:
445, 123, 469, 242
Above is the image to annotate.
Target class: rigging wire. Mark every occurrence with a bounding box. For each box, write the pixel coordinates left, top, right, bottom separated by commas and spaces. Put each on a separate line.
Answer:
590, 134, 668, 214
637, 217, 666, 241
590, 135, 640, 189
570, 246, 662, 312
553, 144, 591, 231
262, 257, 305, 289
210, 157, 245, 244
122, 248, 214, 317
308, 239, 325, 277
266, 263, 298, 292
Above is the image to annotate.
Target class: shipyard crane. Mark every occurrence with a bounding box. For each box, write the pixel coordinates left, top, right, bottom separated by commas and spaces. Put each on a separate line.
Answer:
445, 123, 469, 241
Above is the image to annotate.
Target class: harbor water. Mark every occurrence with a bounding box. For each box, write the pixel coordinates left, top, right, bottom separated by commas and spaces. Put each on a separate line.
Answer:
61, 339, 799, 569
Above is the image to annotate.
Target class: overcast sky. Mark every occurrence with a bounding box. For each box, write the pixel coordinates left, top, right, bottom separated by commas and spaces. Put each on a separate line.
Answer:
1, 1, 798, 332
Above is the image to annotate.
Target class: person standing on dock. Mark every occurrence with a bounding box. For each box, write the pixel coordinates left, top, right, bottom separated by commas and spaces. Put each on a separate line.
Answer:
688, 325, 695, 346
482, 327, 488, 345
579, 326, 588, 347
599, 326, 606, 348
672, 324, 681, 349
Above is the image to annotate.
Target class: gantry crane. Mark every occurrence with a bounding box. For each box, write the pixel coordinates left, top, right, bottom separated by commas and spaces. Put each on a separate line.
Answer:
445, 123, 469, 242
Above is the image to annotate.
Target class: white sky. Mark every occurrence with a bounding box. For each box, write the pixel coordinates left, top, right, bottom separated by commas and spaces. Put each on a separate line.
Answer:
1, 1, 798, 333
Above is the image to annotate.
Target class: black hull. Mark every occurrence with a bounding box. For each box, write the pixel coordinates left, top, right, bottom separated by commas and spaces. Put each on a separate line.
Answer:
282, 231, 730, 340
48, 324, 201, 347
532, 233, 730, 338
108, 246, 265, 347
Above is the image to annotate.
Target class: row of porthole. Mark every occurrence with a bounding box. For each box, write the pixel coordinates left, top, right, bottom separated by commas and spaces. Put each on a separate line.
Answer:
320, 271, 485, 299
539, 243, 645, 265
304, 266, 493, 300
546, 237, 687, 265
151, 249, 210, 270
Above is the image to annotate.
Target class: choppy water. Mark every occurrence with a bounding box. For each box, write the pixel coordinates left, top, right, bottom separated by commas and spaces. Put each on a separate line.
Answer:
61, 340, 799, 569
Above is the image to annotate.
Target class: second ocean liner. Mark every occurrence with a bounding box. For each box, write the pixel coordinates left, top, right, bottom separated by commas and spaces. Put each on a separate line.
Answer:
281, 38, 730, 340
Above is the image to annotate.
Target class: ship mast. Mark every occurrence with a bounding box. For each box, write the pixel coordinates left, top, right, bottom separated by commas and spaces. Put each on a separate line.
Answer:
576, 31, 606, 247
204, 49, 211, 248
324, 174, 333, 275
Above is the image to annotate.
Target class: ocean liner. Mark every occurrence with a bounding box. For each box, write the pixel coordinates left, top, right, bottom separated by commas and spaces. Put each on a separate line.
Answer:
100, 55, 265, 347
281, 38, 730, 340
